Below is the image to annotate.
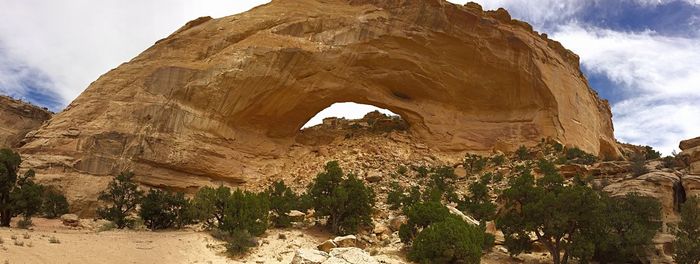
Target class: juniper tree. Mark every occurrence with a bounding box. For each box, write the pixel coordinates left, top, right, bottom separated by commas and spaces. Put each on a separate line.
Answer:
96, 171, 144, 228
307, 161, 375, 235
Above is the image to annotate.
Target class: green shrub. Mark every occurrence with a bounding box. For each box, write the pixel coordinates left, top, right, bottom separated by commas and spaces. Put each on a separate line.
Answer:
224, 229, 257, 255
490, 154, 506, 166
0, 149, 44, 227
644, 146, 661, 160
458, 177, 496, 223
16, 218, 32, 229
497, 160, 602, 264
139, 189, 191, 230
662, 155, 678, 169
387, 183, 421, 211
190, 185, 231, 228
415, 166, 429, 178
399, 201, 453, 243
672, 196, 700, 264
515, 146, 530, 160
220, 189, 269, 237
96, 172, 144, 229
630, 153, 649, 177
41, 188, 69, 219
591, 193, 662, 263
464, 154, 487, 174
427, 166, 458, 202
409, 217, 484, 264
307, 161, 375, 235
265, 180, 300, 228
397, 165, 408, 175
565, 147, 598, 165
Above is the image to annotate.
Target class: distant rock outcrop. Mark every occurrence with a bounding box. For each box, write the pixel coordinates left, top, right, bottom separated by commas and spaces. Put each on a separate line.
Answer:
20, 0, 619, 210
0, 95, 52, 148
680, 136, 700, 175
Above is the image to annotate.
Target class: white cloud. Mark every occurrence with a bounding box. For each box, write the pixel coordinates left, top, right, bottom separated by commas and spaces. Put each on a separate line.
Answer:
0, 0, 269, 105
552, 24, 700, 154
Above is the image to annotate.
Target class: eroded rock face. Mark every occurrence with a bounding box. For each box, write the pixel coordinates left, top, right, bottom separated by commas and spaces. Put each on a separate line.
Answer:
680, 136, 700, 175
0, 95, 52, 148
21, 0, 618, 199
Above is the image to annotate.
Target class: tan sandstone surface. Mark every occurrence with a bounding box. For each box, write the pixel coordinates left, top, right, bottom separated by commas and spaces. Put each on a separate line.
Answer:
0, 95, 52, 148
680, 136, 700, 175
20, 0, 619, 211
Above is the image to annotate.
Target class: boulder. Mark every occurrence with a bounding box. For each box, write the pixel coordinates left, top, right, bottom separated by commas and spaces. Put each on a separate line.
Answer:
325, 248, 379, 264
388, 216, 407, 231
365, 172, 382, 183
292, 249, 330, 264
332, 235, 357, 248
292, 247, 379, 264
60, 214, 80, 227
317, 240, 337, 253
373, 223, 391, 235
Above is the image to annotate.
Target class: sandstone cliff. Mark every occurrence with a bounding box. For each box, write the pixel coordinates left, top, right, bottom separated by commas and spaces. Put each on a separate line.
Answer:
0, 95, 52, 148
20, 0, 619, 203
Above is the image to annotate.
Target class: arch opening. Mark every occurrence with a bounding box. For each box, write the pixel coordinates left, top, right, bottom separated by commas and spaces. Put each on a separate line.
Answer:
296, 102, 409, 146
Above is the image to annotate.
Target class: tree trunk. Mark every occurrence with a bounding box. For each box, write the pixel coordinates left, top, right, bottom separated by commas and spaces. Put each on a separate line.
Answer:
0, 210, 11, 227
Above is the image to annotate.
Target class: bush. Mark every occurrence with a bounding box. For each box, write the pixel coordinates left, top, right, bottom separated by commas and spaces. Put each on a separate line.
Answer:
644, 146, 661, 160
672, 196, 700, 264
386, 183, 421, 211
409, 217, 484, 264
463, 154, 487, 174
565, 147, 598, 165
307, 161, 375, 235
630, 153, 649, 177
224, 229, 257, 255
515, 146, 530, 160
497, 160, 602, 264
265, 180, 300, 228
399, 201, 454, 243
96, 171, 144, 228
397, 165, 408, 175
41, 188, 69, 219
0, 149, 44, 227
190, 185, 231, 228
591, 193, 662, 263
490, 154, 506, 166
220, 189, 269, 237
139, 189, 191, 230
458, 177, 496, 223
16, 218, 32, 229
427, 166, 458, 202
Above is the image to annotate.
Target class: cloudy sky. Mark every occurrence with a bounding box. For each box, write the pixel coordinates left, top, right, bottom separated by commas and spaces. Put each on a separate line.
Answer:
1, 0, 698, 154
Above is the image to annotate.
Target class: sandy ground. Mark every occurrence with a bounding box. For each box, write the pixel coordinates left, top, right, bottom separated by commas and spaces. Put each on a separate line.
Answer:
0, 218, 549, 264
0, 218, 328, 264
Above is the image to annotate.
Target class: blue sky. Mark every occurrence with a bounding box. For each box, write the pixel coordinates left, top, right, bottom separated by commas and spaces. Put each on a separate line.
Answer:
1, 0, 698, 154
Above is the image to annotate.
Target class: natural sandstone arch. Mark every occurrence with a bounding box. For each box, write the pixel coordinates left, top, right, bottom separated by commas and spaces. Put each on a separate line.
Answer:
20, 0, 620, 198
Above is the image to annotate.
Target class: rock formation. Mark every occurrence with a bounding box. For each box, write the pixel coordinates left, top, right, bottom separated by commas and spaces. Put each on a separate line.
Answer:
20, 0, 619, 204
680, 136, 700, 175
0, 95, 52, 148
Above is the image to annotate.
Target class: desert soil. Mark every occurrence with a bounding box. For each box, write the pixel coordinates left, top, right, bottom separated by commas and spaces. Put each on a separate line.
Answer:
0, 218, 328, 264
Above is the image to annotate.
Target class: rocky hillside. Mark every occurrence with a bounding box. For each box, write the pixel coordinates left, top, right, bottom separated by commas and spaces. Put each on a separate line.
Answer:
0, 95, 52, 148
21, 0, 620, 205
